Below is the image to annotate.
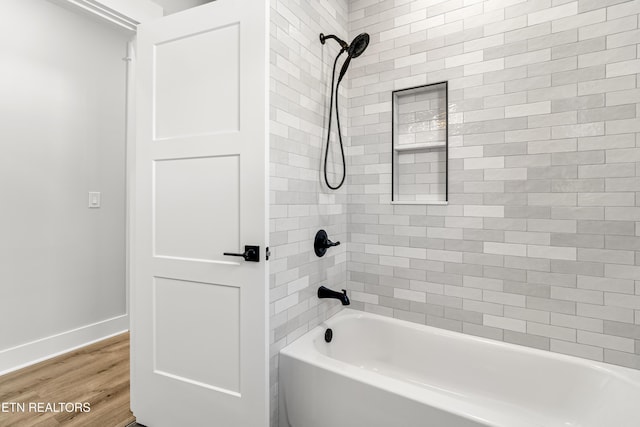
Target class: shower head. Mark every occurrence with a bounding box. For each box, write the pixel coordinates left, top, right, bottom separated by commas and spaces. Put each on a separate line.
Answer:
337, 33, 370, 82
347, 33, 370, 58
319, 32, 370, 58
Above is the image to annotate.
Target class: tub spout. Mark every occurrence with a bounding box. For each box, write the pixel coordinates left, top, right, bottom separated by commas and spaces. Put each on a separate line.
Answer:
318, 286, 350, 305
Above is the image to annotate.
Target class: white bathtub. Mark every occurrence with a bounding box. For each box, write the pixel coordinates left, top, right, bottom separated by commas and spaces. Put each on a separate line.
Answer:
279, 309, 640, 427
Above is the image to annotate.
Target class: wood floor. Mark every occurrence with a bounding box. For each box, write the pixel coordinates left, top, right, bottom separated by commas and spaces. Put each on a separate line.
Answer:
0, 333, 135, 427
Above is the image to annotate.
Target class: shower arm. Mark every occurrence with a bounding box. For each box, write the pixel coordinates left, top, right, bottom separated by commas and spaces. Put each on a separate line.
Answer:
319, 33, 348, 50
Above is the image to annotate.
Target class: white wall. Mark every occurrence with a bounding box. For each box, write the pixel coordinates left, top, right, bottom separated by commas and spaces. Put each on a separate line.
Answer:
152, 0, 212, 15
0, 0, 129, 369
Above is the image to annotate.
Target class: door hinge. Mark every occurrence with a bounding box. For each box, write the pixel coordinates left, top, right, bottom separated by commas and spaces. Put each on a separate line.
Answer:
266, 247, 271, 261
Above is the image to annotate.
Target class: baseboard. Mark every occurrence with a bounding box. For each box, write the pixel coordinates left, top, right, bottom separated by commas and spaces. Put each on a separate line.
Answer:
0, 314, 129, 376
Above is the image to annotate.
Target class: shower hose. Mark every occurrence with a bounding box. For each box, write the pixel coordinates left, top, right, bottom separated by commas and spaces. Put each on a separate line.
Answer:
324, 49, 347, 190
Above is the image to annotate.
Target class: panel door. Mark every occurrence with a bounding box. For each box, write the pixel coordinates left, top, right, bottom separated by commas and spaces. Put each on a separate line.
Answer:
132, 2, 268, 426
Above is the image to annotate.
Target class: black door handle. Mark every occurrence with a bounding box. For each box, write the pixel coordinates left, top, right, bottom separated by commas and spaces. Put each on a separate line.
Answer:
224, 245, 260, 262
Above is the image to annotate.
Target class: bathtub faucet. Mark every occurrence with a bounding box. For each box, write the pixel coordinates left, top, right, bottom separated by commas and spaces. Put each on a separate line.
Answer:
318, 286, 350, 305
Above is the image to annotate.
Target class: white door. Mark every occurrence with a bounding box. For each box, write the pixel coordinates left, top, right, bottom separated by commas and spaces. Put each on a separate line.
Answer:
132, 1, 268, 426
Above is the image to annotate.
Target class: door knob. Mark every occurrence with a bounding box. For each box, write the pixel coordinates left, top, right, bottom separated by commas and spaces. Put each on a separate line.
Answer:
224, 245, 260, 262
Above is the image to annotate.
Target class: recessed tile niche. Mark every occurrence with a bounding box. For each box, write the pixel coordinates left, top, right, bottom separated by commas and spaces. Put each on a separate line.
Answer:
392, 81, 448, 204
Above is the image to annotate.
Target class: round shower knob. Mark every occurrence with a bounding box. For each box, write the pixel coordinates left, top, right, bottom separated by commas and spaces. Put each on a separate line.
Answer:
314, 229, 340, 257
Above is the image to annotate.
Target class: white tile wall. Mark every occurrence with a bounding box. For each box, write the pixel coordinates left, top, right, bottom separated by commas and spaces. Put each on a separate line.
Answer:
269, 0, 348, 425
347, 0, 640, 372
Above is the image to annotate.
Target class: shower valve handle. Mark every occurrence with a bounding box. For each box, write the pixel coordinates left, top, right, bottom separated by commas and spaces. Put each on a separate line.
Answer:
314, 230, 340, 257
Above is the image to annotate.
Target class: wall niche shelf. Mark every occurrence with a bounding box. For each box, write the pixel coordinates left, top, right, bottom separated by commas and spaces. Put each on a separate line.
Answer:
393, 142, 446, 152
392, 81, 448, 205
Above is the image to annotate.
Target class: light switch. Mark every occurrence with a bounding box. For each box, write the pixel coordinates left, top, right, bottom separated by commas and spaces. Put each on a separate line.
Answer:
88, 192, 101, 208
